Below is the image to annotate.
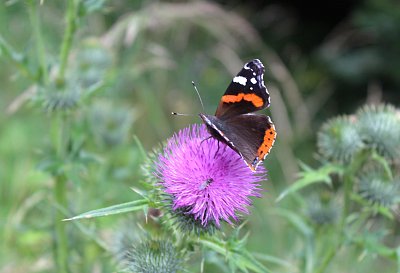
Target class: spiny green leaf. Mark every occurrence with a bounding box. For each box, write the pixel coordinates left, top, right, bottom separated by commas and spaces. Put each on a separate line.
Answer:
272, 208, 313, 237
371, 151, 393, 180
0, 34, 35, 79
277, 163, 343, 202
253, 252, 294, 269
199, 237, 272, 273
0, 35, 25, 63
133, 135, 148, 159
351, 230, 396, 259
298, 160, 313, 172
130, 187, 149, 198
64, 199, 149, 221
199, 237, 226, 255
351, 193, 394, 220
234, 249, 271, 273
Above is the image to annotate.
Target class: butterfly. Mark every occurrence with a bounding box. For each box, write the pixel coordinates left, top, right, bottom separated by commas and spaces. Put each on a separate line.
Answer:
199, 59, 276, 171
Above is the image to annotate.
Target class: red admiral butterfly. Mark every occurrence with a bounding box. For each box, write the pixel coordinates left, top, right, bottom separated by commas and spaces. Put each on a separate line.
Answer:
199, 59, 276, 171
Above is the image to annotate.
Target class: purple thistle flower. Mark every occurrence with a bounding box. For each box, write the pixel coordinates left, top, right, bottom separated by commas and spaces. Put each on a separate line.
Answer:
155, 124, 266, 227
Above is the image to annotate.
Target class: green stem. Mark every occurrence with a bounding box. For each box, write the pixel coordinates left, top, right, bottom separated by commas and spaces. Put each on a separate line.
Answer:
57, 0, 77, 85
314, 175, 352, 273
54, 173, 69, 273
315, 152, 367, 273
28, 0, 48, 84
52, 112, 70, 273
340, 173, 353, 232
50, 1, 79, 267
314, 245, 337, 273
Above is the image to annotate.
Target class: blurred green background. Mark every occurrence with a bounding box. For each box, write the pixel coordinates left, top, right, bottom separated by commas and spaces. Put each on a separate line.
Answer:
1, 0, 399, 272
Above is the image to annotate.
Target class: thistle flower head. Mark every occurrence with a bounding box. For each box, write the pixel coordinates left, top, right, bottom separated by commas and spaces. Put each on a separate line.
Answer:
39, 86, 80, 112
112, 220, 184, 273
123, 239, 183, 273
356, 104, 400, 162
155, 124, 266, 228
357, 173, 400, 207
317, 116, 364, 163
306, 195, 339, 225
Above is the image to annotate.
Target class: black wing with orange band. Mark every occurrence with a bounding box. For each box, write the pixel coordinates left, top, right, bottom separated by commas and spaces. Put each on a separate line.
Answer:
215, 59, 270, 119
221, 114, 276, 171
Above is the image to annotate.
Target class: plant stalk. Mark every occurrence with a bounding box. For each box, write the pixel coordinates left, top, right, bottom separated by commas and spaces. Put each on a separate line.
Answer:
52, 112, 70, 273
314, 152, 367, 273
28, 0, 48, 84
57, 0, 77, 85
54, 173, 69, 273
314, 173, 352, 273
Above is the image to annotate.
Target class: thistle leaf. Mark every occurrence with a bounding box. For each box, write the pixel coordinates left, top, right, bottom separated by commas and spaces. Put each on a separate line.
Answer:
65, 199, 149, 221
276, 163, 343, 202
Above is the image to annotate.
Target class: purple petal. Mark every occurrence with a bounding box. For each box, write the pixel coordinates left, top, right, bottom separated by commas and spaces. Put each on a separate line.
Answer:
155, 124, 267, 227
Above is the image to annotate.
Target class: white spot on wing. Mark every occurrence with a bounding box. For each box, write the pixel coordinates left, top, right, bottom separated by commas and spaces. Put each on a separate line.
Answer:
250, 78, 257, 84
233, 76, 247, 86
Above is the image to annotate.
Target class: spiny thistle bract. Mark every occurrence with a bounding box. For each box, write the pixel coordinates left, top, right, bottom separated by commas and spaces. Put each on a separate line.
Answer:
141, 145, 164, 186
39, 86, 81, 112
161, 195, 218, 235
356, 104, 400, 162
357, 173, 400, 207
122, 239, 183, 273
306, 195, 339, 225
317, 116, 364, 163
154, 124, 266, 228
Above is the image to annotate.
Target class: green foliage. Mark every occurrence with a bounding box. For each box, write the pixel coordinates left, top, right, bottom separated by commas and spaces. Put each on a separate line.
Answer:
1, 0, 399, 272
66, 199, 150, 221
198, 228, 273, 273
279, 103, 400, 273
276, 162, 343, 202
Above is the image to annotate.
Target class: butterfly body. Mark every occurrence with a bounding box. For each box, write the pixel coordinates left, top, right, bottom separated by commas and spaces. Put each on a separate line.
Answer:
200, 59, 276, 171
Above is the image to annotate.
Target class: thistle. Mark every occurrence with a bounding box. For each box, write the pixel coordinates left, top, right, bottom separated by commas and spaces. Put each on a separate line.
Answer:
122, 239, 183, 273
317, 116, 364, 163
356, 104, 400, 162
306, 195, 339, 225
39, 85, 81, 112
154, 124, 266, 229
357, 173, 400, 207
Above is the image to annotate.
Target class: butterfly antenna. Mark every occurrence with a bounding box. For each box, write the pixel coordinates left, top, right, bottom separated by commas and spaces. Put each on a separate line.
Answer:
171, 112, 193, 117
192, 81, 205, 112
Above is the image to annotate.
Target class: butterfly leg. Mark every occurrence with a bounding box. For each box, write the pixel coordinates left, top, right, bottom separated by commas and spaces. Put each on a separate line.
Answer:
214, 140, 221, 159
200, 135, 212, 145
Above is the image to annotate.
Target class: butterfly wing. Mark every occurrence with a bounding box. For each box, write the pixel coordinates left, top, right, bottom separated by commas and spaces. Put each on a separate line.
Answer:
215, 59, 270, 119
201, 113, 276, 171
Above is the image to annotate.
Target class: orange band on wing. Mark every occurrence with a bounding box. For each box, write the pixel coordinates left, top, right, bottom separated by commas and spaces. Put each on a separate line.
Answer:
222, 93, 264, 108
257, 126, 277, 159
